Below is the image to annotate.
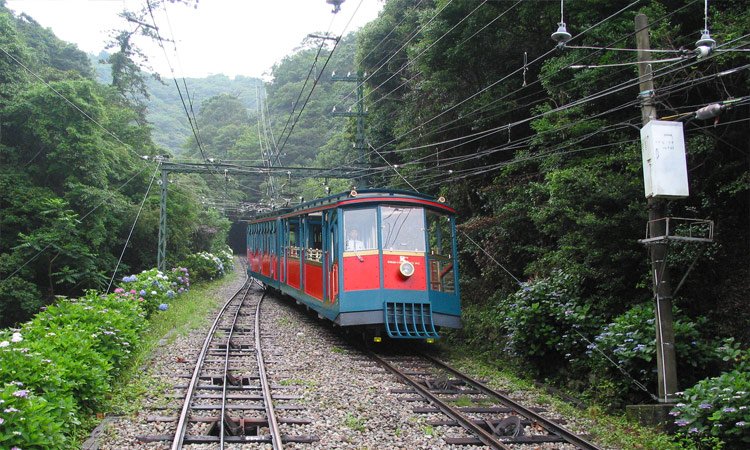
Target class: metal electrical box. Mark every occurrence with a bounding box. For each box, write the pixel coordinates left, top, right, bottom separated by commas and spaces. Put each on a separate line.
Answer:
640, 120, 689, 198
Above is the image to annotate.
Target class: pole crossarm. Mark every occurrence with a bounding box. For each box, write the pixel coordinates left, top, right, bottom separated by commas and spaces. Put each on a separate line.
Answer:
160, 161, 357, 178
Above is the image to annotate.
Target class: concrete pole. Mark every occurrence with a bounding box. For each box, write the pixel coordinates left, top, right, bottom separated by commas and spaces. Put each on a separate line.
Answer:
636, 13, 678, 403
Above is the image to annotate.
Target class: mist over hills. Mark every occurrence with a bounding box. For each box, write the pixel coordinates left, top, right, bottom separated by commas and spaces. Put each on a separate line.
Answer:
91, 51, 262, 154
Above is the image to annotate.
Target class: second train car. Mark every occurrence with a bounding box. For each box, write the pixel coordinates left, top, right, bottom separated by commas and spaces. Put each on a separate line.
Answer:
246, 189, 461, 340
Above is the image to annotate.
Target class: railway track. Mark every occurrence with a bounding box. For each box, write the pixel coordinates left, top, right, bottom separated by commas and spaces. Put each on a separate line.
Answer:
136, 276, 317, 448
369, 349, 603, 449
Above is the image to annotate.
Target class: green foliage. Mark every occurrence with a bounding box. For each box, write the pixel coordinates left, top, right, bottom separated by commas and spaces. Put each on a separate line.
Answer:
214, 246, 235, 272
671, 341, 750, 447
118, 268, 190, 317
586, 303, 715, 406
0, 257, 209, 448
0, 382, 74, 449
500, 270, 601, 377
180, 251, 228, 282
344, 413, 366, 432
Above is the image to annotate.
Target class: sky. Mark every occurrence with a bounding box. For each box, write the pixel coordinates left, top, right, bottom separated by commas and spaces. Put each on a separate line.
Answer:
5, 0, 383, 79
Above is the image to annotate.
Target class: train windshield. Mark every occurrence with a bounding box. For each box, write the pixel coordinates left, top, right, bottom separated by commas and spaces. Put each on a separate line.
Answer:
380, 206, 426, 252
343, 208, 377, 251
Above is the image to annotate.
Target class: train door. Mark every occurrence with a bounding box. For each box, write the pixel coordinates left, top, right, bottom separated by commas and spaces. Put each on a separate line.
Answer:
325, 210, 339, 303
279, 219, 287, 283
303, 213, 324, 300
287, 217, 302, 290
270, 221, 277, 280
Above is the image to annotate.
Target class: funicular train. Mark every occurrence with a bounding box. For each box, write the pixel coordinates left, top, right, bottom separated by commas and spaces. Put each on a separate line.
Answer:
246, 189, 461, 340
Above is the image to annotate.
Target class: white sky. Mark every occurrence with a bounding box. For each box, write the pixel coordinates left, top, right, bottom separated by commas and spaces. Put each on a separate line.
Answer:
6, 0, 383, 78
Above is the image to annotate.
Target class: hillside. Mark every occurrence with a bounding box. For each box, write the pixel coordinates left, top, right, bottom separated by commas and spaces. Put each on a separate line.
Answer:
91, 51, 262, 154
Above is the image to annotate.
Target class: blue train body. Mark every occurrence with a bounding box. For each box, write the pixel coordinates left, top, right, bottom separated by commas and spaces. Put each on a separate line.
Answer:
246, 189, 461, 339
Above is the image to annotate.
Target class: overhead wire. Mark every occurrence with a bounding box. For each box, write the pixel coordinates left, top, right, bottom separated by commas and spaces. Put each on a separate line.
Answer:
1, 163, 156, 286
146, 1, 211, 165
271, 0, 366, 170
333, 0, 456, 110
328, 0, 650, 178
0, 45, 145, 160
106, 163, 161, 293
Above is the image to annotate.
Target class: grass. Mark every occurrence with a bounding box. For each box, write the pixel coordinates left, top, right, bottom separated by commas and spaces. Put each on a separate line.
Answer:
450, 395, 474, 407
279, 378, 318, 387
78, 269, 243, 444
441, 344, 688, 449
344, 413, 366, 431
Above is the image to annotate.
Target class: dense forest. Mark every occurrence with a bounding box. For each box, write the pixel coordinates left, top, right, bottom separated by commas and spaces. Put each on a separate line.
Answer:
350, 0, 749, 412
0, 0, 748, 444
0, 1, 230, 326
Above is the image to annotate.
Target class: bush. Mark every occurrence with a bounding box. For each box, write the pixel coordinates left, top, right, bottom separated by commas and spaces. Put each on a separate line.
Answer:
586, 303, 715, 405
180, 251, 227, 282
671, 340, 750, 447
215, 245, 235, 272
0, 382, 74, 449
118, 268, 189, 317
500, 270, 601, 377
27, 292, 147, 371
0, 261, 209, 448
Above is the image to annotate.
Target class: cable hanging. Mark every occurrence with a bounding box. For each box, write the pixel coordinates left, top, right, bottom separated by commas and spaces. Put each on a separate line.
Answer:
106, 164, 161, 293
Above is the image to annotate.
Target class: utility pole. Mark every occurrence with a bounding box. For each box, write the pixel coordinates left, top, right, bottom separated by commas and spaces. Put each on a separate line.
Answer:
332, 71, 368, 187
157, 165, 168, 272
636, 13, 678, 404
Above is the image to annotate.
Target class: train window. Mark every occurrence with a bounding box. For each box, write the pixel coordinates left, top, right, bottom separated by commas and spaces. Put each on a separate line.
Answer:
288, 218, 300, 257
427, 211, 452, 258
427, 211, 454, 292
305, 217, 323, 262
380, 206, 426, 252
343, 208, 377, 251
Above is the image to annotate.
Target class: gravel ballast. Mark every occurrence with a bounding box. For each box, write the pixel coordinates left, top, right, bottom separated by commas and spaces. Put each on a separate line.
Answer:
92, 268, 611, 449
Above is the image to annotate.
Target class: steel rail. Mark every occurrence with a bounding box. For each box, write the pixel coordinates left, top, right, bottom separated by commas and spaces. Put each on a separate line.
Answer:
423, 354, 603, 450
255, 289, 284, 449
170, 273, 249, 450
368, 351, 512, 450
219, 285, 251, 448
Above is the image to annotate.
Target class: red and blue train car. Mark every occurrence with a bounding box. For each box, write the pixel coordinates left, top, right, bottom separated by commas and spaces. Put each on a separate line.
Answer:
246, 189, 461, 339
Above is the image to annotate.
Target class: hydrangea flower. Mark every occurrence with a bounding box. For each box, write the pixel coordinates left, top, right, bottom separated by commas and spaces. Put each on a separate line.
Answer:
675, 419, 690, 426
140, 290, 147, 296
699, 403, 713, 409
114, 288, 125, 294
0, 341, 9, 348
158, 304, 169, 311
12, 390, 29, 398
11, 333, 22, 343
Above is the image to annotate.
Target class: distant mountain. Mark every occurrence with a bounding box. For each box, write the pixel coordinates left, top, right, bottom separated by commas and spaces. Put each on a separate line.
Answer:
90, 52, 262, 154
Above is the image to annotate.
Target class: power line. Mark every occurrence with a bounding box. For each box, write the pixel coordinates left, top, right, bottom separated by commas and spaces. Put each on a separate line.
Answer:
106, 163, 161, 293
1, 163, 155, 286
0, 45, 145, 160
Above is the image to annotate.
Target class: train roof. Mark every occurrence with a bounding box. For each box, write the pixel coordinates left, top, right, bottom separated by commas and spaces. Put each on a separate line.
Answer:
246, 189, 455, 223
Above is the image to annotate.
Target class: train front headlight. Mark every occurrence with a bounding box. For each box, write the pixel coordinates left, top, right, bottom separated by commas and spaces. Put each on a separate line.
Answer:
399, 261, 415, 278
